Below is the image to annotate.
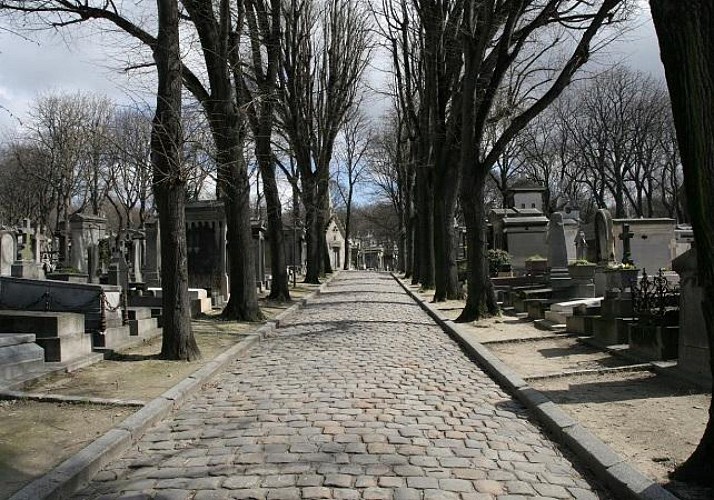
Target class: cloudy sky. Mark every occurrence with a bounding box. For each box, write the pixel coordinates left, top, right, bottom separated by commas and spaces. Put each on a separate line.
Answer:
0, 3, 665, 138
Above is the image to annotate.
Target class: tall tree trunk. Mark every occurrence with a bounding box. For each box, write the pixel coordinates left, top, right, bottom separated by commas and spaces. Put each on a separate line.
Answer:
415, 167, 435, 289
403, 210, 413, 278
154, 0, 200, 360
216, 128, 263, 321
410, 211, 420, 285
650, 0, 714, 486
302, 176, 321, 283
260, 159, 290, 301
433, 161, 461, 301
317, 169, 333, 275
456, 165, 498, 322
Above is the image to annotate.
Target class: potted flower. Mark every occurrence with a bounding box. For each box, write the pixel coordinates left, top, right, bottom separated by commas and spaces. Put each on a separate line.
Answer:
525, 255, 548, 274
567, 259, 597, 280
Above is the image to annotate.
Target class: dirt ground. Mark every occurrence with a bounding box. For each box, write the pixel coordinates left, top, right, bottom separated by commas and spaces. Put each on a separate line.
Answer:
411, 284, 712, 498
0, 282, 319, 499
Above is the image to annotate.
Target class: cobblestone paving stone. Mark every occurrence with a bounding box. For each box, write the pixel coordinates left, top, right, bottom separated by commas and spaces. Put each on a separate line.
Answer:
74, 272, 609, 499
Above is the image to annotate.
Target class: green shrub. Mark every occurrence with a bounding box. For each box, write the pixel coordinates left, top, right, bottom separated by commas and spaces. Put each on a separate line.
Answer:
488, 249, 511, 274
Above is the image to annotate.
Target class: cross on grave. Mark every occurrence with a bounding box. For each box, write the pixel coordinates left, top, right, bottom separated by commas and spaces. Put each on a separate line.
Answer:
619, 223, 635, 266
15, 218, 32, 261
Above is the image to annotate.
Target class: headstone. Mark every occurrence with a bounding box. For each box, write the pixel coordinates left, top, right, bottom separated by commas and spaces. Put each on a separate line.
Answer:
0, 230, 15, 277
547, 213, 568, 269
130, 235, 144, 284
501, 216, 549, 270
575, 230, 588, 261
674, 226, 694, 257
594, 209, 616, 265
108, 251, 130, 292
143, 221, 161, 287
547, 213, 572, 290
11, 220, 42, 279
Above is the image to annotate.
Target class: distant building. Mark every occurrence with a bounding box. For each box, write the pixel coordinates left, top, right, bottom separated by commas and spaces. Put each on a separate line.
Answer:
326, 216, 346, 270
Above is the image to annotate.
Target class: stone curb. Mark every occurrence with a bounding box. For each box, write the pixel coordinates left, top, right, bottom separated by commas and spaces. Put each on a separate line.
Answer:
392, 274, 677, 500
8, 273, 344, 500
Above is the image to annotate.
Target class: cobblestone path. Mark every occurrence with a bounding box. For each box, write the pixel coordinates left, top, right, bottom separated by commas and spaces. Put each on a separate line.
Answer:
76, 272, 607, 499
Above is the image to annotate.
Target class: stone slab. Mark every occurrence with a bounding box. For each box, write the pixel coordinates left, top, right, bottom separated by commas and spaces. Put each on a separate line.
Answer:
0, 333, 36, 348
0, 342, 45, 382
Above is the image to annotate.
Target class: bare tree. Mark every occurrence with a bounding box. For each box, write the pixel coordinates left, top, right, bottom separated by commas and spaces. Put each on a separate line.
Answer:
278, 0, 372, 282
333, 109, 372, 270
368, 108, 413, 275
240, 0, 291, 301
153, 0, 200, 360
105, 108, 154, 230
456, 0, 627, 322
649, 0, 714, 486
0, 0, 264, 321
378, 0, 423, 285
0, 141, 53, 226
555, 67, 673, 218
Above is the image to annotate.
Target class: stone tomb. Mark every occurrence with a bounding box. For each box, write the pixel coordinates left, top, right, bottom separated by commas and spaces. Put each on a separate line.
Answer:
185, 201, 229, 301
672, 249, 710, 384
185, 200, 271, 300
0, 276, 131, 359
612, 218, 677, 273
489, 185, 549, 271
501, 216, 549, 270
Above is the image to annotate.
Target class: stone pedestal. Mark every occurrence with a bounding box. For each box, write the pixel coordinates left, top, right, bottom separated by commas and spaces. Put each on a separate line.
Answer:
11, 261, 42, 279
68, 213, 107, 281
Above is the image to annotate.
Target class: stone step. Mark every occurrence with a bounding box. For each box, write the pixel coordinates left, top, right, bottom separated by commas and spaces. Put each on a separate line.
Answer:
0, 311, 93, 362
0, 336, 46, 383
565, 314, 598, 335
95, 327, 162, 358
533, 319, 567, 332
127, 307, 152, 321
92, 325, 132, 350
191, 297, 213, 317
592, 316, 637, 346
0, 333, 36, 348
127, 317, 158, 337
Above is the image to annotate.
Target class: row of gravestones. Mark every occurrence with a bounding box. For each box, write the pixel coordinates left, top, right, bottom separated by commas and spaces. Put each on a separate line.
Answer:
0, 214, 158, 291
500, 207, 706, 385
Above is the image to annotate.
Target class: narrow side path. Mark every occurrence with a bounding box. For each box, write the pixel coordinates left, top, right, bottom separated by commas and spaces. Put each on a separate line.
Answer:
74, 272, 608, 499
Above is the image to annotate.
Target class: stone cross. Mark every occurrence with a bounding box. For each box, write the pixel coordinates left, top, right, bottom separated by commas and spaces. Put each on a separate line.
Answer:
619, 223, 635, 266
15, 219, 33, 261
